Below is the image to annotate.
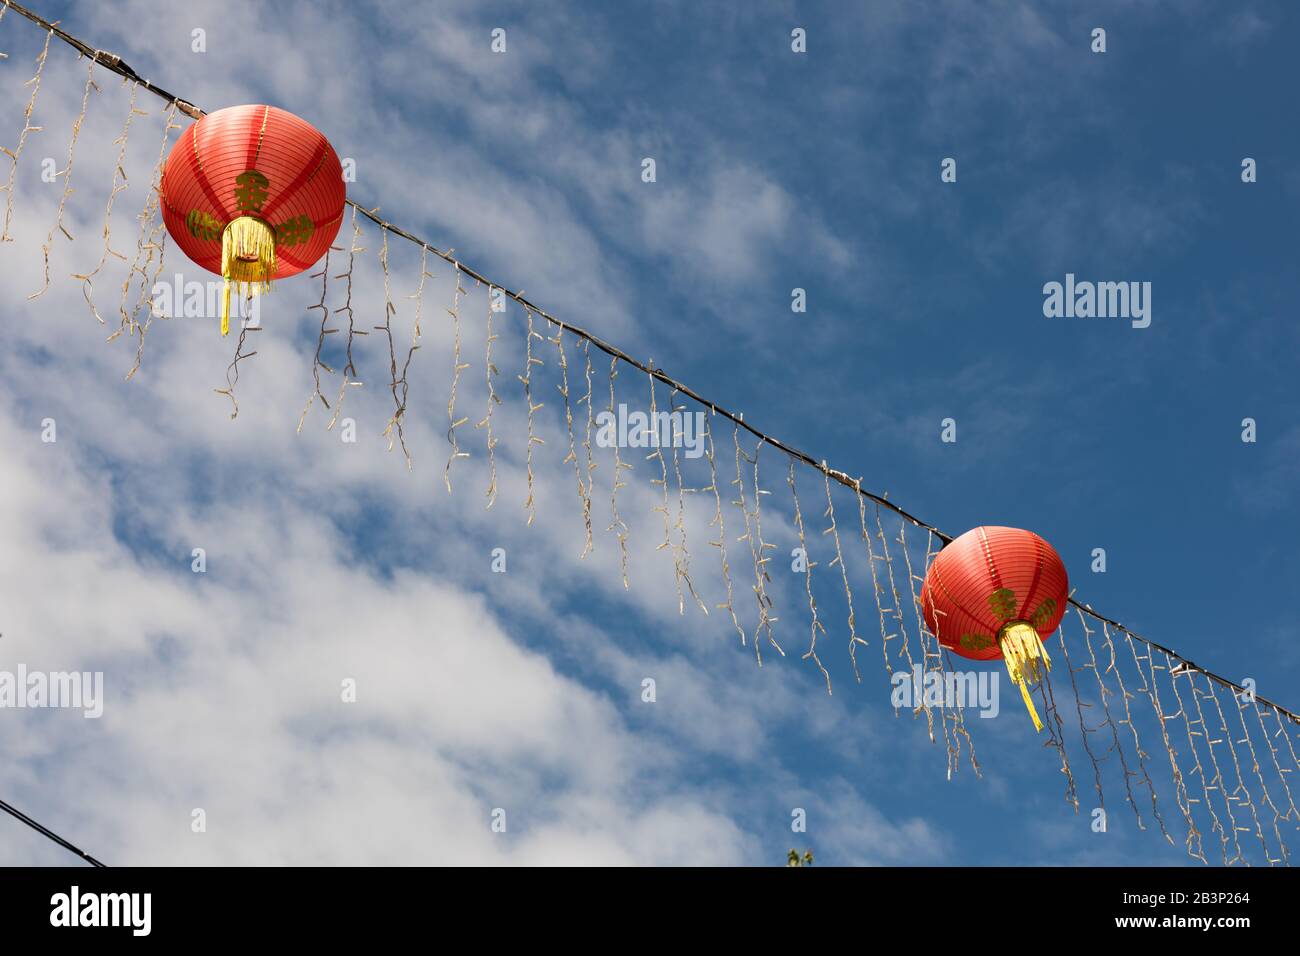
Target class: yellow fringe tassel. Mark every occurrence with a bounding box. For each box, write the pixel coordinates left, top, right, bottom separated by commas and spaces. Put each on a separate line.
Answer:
998, 621, 1052, 732
220, 216, 276, 336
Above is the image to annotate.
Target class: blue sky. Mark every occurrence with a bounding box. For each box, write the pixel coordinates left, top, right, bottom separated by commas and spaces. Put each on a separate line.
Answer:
0, 0, 1296, 866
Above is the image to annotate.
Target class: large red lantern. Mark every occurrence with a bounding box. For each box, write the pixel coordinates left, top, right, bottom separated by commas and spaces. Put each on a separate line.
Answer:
919, 526, 1069, 731
160, 105, 346, 335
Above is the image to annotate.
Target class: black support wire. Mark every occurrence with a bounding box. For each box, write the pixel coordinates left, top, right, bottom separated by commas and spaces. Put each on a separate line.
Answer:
0, 797, 106, 866
0, 0, 1296, 865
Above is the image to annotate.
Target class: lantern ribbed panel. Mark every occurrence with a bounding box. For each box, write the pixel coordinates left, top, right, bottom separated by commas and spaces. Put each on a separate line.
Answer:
160, 105, 345, 279
919, 526, 1069, 661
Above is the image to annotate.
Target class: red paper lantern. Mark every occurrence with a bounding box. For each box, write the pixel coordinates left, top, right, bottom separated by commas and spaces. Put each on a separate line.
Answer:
919, 526, 1069, 730
160, 104, 346, 335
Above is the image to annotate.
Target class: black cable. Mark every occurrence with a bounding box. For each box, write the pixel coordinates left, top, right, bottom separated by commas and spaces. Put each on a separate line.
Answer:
0, 797, 106, 866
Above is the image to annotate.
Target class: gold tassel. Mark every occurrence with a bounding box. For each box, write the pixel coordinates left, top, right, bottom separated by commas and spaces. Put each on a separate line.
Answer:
998, 621, 1051, 732
220, 216, 276, 336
